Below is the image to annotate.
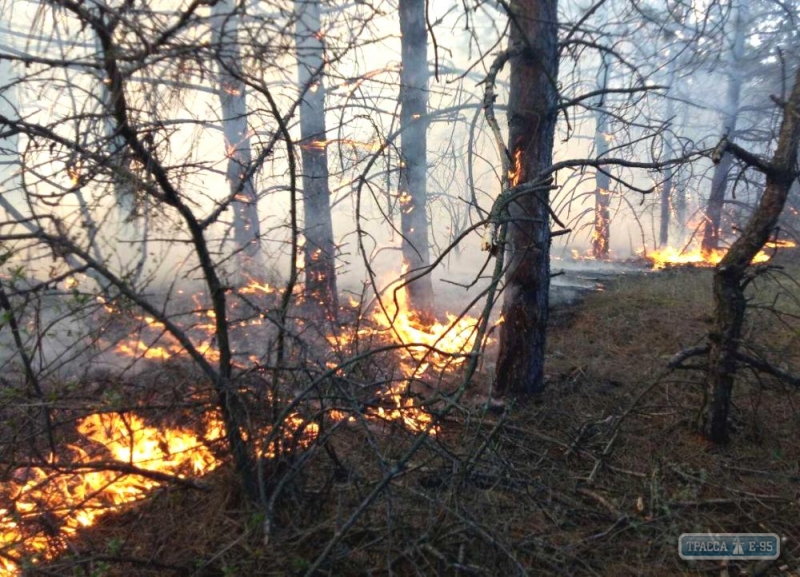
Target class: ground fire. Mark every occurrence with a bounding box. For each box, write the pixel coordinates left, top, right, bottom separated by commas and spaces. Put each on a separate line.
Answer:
641, 239, 797, 269
0, 270, 485, 575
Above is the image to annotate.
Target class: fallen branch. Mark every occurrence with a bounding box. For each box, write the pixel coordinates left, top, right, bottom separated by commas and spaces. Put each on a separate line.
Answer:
667, 345, 709, 369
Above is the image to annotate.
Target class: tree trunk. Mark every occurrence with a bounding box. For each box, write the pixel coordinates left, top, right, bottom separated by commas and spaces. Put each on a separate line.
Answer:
398, 0, 434, 321
701, 0, 748, 255
0, 28, 18, 196
659, 55, 678, 248
494, 0, 559, 396
592, 60, 611, 259
211, 1, 261, 267
674, 101, 689, 239
294, 0, 339, 317
703, 68, 800, 443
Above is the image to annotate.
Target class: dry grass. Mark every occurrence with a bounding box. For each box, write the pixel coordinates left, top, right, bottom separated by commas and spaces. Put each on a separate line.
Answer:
19, 252, 800, 576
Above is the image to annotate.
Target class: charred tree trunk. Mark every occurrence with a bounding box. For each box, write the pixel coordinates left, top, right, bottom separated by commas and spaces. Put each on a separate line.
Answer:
494, 0, 559, 396
701, 0, 748, 255
592, 59, 611, 259
294, 0, 339, 317
211, 0, 261, 265
398, 0, 434, 321
703, 68, 800, 443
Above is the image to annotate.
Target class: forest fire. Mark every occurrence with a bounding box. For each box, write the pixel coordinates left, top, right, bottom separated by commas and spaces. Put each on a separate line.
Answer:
0, 270, 471, 573
643, 239, 796, 269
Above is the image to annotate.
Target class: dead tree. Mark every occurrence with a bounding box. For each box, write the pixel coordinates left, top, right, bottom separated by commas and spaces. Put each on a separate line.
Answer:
212, 0, 261, 264
592, 57, 612, 259
294, 0, 339, 316
398, 0, 434, 321
701, 0, 749, 255
703, 67, 800, 443
495, 0, 560, 396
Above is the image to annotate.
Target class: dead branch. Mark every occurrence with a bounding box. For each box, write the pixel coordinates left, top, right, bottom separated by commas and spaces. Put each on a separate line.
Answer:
667, 345, 709, 369
734, 351, 800, 387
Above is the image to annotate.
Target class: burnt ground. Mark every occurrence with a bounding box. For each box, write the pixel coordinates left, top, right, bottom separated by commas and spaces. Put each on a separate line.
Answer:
11, 250, 800, 576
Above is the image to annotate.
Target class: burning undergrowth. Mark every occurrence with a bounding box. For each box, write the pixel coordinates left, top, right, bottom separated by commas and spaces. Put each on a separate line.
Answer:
0, 270, 492, 575
566, 237, 797, 270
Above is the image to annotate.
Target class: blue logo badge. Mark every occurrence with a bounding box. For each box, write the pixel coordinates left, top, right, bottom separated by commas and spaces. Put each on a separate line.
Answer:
679, 533, 780, 560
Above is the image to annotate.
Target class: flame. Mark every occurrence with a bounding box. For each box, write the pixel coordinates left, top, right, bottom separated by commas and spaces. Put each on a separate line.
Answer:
372, 382, 434, 433
1, 413, 223, 575
642, 241, 794, 269
508, 149, 522, 187
0, 270, 459, 574
11, 266, 482, 570
398, 191, 413, 214
0, 407, 325, 575
374, 270, 484, 378
66, 164, 81, 186
239, 279, 275, 295
299, 138, 380, 153
571, 248, 599, 261
764, 239, 797, 248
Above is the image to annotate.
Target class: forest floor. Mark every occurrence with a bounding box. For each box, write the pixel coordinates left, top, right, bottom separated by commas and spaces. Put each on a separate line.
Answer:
29, 250, 800, 577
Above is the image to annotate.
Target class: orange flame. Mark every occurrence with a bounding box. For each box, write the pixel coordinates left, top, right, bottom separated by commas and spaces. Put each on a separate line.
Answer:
1, 270, 466, 574
1, 413, 223, 575
374, 269, 485, 379
642, 240, 795, 269
508, 149, 522, 187
299, 138, 380, 153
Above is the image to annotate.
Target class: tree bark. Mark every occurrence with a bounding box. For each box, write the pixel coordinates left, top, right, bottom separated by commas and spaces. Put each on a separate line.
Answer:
703, 68, 800, 443
294, 0, 339, 317
494, 0, 560, 396
211, 0, 261, 265
701, 0, 748, 255
592, 60, 611, 259
0, 28, 19, 200
399, 0, 434, 321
